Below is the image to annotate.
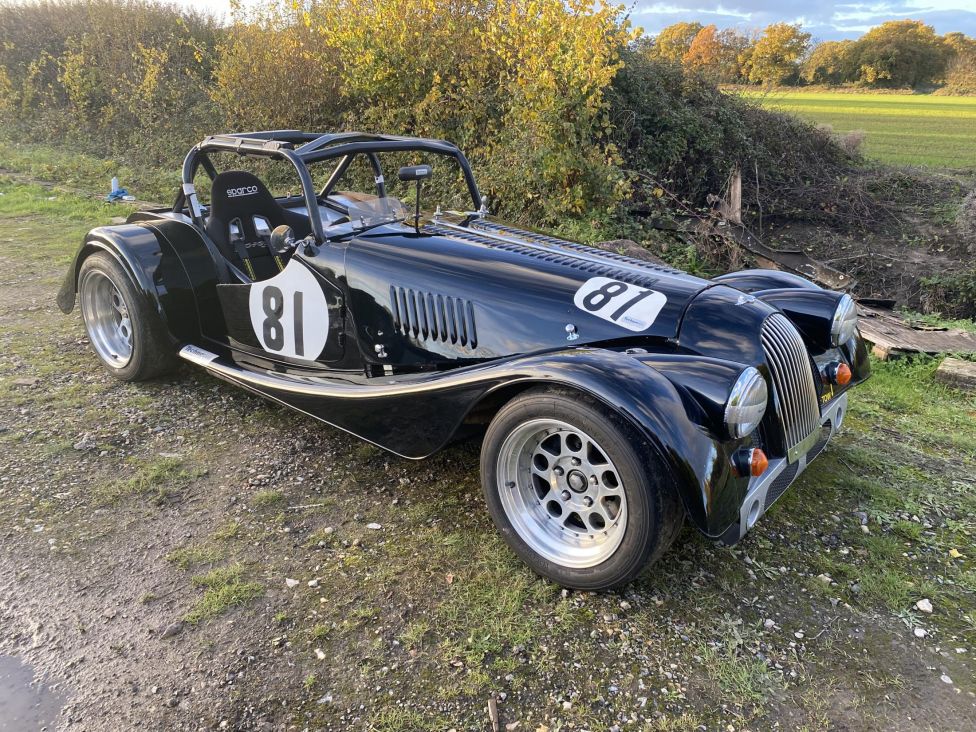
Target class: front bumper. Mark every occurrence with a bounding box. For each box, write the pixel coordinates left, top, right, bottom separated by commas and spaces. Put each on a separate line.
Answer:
718, 393, 849, 545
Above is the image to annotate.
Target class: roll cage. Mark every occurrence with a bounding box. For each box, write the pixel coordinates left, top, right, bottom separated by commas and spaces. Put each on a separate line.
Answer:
175, 131, 485, 244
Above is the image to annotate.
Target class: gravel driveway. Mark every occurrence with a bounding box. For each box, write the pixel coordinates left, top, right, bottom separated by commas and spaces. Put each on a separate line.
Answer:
1, 180, 974, 731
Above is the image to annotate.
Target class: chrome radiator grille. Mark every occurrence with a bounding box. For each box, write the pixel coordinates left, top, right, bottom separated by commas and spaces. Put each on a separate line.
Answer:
760, 314, 821, 461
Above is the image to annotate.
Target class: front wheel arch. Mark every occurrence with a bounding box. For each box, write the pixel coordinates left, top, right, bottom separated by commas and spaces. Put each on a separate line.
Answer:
467, 378, 692, 507
480, 386, 685, 589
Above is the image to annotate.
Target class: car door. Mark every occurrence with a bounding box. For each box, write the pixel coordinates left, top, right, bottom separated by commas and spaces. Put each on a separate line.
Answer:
215, 246, 348, 368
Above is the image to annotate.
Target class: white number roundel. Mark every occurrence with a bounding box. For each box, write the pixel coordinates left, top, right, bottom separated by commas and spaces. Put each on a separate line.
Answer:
573, 277, 667, 332
248, 261, 329, 360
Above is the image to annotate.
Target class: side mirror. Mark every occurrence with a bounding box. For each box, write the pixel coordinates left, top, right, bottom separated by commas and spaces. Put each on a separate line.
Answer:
398, 165, 432, 182
270, 224, 294, 254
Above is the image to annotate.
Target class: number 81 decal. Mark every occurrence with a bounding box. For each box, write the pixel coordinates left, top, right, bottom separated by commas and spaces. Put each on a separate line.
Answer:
573, 277, 667, 332
248, 261, 329, 360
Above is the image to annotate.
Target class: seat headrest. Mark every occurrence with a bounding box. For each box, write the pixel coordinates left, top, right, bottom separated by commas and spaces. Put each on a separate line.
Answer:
209, 171, 280, 221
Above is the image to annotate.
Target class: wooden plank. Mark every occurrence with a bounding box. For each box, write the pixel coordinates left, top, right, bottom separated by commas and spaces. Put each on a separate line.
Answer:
729, 168, 742, 225
934, 357, 976, 390
857, 305, 976, 360
718, 224, 857, 291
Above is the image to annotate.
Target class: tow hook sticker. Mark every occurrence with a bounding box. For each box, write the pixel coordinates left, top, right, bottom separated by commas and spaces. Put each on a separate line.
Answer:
573, 277, 667, 332
249, 261, 329, 360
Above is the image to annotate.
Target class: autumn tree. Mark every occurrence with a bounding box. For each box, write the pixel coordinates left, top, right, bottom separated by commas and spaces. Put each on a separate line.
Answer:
746, 23, 810, 84
651, 22, 703, 64
802, 40, 857, 85
943, 31, 976, 57
715, 27, 753, 83
942, 32, 976, 94
853, 20, 949, 88
682, 24, 722, 79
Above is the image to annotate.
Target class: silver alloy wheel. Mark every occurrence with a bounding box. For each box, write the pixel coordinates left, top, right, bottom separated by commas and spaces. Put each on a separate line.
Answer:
496, 418, 627, 568
80, 270, 133, 368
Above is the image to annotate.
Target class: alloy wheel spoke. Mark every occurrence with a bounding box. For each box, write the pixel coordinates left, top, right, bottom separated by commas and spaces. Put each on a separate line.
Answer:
596, 469, 620, 499
585, 439, 609, 467
592, 501, 615, 526
111, 291, 127, 317
498, 420, 628, 568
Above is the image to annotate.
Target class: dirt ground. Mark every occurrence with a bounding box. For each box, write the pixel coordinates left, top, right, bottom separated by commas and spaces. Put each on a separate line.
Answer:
1, 180, 975, 731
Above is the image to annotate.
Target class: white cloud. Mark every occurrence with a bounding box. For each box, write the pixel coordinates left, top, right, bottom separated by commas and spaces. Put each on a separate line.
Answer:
633, 4, 753, 19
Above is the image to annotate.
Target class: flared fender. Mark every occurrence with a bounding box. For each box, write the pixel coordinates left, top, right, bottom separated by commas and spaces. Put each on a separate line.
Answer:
57, 222, 217, 343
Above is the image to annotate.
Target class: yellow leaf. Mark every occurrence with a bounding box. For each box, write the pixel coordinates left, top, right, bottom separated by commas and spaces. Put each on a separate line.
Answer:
949, 548, 963, 558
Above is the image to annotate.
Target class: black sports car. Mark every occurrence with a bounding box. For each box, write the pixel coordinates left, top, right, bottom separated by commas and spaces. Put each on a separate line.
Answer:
58, 131, 869, 589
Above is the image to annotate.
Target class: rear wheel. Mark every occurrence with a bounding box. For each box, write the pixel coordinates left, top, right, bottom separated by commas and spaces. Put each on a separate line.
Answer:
481, 389, 683, 590
78, 252, 175, 381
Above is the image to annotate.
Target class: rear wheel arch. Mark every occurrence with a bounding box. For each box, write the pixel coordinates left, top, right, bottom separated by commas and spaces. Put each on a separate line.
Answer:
61, 231, 168, 322
77, 251, 177, 381
62, 225, 204, 344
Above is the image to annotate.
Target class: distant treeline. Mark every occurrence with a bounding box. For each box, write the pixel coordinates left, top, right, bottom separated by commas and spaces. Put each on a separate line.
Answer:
649, 19, 976, 93
0, 0, 858, 231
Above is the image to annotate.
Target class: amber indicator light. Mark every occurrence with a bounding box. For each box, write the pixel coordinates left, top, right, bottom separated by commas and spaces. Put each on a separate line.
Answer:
750, 449, 769, 477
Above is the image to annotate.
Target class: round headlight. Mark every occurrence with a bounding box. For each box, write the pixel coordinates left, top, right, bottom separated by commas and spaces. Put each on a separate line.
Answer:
831, 294, 858, 346
725, 367, 768, 439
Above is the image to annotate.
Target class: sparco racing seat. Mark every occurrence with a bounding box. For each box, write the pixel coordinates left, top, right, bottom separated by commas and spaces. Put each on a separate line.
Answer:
206, 171, 290, 280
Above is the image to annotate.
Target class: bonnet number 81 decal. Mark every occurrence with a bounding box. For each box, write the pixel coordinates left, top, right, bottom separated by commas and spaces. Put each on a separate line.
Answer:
573, 277, 667, 332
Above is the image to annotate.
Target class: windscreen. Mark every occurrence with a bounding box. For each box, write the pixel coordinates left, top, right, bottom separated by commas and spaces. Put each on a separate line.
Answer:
344, 195, 409, 228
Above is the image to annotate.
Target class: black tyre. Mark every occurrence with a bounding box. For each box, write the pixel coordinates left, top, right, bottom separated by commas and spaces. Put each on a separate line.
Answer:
481, 388, 683, 590
78, 252, 176, 381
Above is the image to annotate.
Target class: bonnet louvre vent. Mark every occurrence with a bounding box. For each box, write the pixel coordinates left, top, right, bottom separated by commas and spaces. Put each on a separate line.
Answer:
470, 219, 685, 276
424, 224, 661, 290
390, 286, 478, 348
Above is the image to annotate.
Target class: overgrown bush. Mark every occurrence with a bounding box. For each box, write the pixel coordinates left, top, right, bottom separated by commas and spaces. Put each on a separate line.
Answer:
213, 2, 343, 132
213, 0, 635, 224
0, 0, 220, 162
609, 43, 859, 222
921, 271, 976, 320
0, 0, 860, 230
942, 49, 976, 95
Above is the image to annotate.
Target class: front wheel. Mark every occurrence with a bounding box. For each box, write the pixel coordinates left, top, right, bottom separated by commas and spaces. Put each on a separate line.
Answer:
481, 389, 683, 590
78, 252, 176, 381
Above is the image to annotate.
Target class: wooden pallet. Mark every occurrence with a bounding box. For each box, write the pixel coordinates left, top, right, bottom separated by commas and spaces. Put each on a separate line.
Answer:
857, 305, 976, 359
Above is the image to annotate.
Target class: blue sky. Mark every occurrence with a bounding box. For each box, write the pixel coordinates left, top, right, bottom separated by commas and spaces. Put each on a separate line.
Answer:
178, 1, 976, 41
628, 1, 976, 40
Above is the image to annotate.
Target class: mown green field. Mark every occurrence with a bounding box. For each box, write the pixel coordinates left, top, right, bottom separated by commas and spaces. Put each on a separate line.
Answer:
743, 91, 976, 169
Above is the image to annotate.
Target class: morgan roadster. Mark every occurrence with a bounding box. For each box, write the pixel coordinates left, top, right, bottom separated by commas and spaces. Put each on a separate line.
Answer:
58, 131, 869, 589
